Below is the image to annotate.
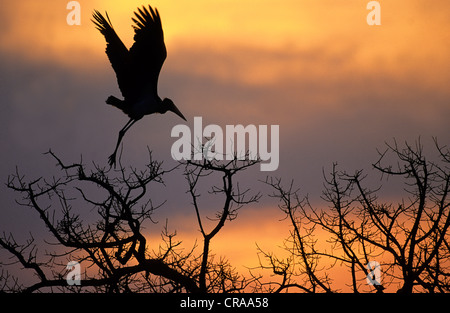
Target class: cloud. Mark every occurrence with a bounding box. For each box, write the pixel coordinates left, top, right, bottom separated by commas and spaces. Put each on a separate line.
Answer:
1, 1, 449, 287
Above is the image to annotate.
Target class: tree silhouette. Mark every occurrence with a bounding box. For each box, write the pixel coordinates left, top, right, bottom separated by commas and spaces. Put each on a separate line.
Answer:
1, 139, 449, 293
0, 150, 260, 292
257, 138, 450, 293
183, 156, 261, 292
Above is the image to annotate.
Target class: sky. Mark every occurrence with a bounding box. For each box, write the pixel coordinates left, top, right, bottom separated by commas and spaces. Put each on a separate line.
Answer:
0, 0, 449, 291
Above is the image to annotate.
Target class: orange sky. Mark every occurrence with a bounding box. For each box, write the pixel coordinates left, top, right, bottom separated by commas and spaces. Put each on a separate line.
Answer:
2, 0, 449, 127
147, 203, 405, 292
1, 0, 449, 292
2, 0, 450, 87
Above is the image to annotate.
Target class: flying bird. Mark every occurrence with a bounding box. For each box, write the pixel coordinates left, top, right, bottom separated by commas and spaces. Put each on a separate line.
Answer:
92, 5, 186, 167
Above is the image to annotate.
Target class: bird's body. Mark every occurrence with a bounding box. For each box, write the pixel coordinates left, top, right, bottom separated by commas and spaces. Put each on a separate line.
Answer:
129, 96, 156, 119
107, 94, 164, 120
92, 5, 186, 166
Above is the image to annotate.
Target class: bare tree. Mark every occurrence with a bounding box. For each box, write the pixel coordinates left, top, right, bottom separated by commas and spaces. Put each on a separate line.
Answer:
0, 150, 260, 293
2, 139, 448, 293
253, 177, 333, 293
183, 156, 261, 292
258, 139, 450, 293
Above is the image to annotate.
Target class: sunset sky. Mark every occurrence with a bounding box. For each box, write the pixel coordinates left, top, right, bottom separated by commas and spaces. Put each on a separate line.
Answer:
1, 0, 449, 291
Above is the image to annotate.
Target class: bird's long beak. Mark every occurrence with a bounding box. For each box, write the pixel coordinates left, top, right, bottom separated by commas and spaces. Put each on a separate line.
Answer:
171, 104, 187, 121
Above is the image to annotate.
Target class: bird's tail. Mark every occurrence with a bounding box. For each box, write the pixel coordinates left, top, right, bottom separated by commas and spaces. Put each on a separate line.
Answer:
106, 96, 130, 115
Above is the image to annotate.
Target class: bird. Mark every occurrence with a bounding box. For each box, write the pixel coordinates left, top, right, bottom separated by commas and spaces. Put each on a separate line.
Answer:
92, 5, 186, 167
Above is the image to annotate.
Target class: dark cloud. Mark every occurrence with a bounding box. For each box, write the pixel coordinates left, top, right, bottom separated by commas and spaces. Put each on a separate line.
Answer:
1, 41, 449, 235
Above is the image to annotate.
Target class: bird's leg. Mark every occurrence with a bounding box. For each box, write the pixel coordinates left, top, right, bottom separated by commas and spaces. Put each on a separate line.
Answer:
109, 118, 137, 167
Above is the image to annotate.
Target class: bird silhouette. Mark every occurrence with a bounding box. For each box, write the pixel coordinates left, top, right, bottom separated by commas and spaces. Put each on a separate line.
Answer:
92, 5, 186, 167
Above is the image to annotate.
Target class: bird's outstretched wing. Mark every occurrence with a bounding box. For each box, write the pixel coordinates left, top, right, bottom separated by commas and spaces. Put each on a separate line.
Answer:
92, 10, 132, 99
129, 6, 167, 98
